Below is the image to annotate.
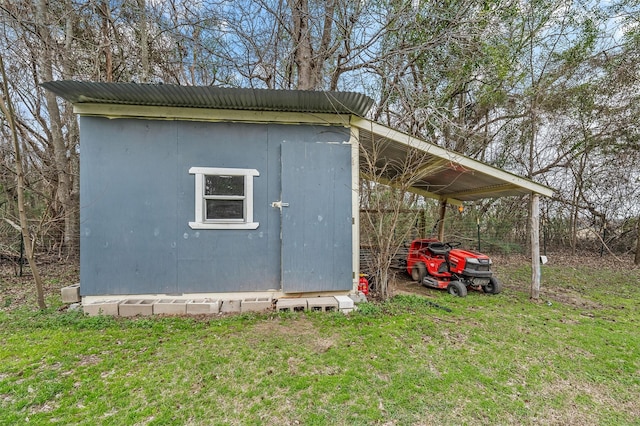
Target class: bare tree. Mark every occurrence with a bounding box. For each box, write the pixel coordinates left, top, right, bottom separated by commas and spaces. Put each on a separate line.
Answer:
0, 53, 46, 309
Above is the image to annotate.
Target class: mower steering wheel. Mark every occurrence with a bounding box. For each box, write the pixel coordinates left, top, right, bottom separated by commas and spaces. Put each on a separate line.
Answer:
445, 241, 461, 248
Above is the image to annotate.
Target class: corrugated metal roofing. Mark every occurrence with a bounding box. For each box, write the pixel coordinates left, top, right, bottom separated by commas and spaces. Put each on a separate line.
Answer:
40, 80, 374, 116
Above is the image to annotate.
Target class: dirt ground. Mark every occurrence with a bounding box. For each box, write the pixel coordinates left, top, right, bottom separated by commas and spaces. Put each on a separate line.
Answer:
0, 260, 79, 310
382, 252, 638, 308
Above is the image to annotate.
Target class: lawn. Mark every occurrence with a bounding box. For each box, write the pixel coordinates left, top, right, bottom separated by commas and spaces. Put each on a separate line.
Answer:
0, 256, 638, 425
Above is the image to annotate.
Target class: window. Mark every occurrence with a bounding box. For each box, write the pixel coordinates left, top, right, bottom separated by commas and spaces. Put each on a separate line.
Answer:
189, 167, 259, 229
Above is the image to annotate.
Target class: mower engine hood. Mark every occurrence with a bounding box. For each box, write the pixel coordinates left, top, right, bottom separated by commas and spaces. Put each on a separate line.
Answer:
449, 248, 491, 262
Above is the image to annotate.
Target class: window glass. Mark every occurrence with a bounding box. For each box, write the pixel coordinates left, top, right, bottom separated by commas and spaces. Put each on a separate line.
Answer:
205, 175, 244, 196
206, 199, 244, 220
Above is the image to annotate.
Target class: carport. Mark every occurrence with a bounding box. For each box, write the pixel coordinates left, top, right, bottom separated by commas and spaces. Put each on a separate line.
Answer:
349, 117, 554, 298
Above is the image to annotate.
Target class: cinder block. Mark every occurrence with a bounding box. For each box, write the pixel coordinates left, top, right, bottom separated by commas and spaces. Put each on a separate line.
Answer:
61, 284, 81, 303
241, 297, 272, 313
118, 299, 154, 317
276, 298, 308, 312
349, 293, 368, 304
334, 295, 354, 310
220, 299, 241, 313
83, 300, 120, 316
186, 299, 220, 314
307, 296, 339, 312
153, 299, 187, 315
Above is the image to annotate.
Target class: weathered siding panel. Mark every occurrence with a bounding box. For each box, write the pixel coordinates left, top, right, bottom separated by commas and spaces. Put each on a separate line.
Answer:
80, 116, 352, 296
80, 118, 179, 295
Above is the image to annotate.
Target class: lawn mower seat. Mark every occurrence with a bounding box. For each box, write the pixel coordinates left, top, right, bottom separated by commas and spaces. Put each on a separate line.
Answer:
427, 242, 450, 256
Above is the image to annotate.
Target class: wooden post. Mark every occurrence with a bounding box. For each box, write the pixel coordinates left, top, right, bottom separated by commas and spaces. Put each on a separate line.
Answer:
437, 199, 447, 241
530, 193, 541, 300
350, 126, 360, 293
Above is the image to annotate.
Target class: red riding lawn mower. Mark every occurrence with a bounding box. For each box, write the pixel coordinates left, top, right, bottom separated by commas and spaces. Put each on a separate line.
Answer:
406, 238, 502, 297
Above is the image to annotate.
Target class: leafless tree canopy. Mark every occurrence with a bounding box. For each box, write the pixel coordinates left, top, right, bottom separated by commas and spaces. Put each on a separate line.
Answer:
0, 0, 638, 276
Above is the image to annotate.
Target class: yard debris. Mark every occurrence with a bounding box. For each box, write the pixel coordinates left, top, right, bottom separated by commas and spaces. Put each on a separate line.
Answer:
425, 300, 452, 313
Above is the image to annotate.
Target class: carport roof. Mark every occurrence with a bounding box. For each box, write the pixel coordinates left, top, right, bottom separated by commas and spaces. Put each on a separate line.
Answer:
41, 81, 553, 204
351, 117, 554, 204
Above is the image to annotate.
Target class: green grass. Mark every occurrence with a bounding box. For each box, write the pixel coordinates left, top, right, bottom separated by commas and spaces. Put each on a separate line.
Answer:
1, 261, 639, 425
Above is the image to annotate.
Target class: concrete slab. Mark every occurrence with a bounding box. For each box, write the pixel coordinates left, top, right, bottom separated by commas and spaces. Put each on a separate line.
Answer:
186, 299, 220, 314
276, 298, 308, 312
307, 296, 339, 312
83, 300, 120, 316
220, 299, 241, 313
241, 297, 272, 313
153, 299, 187, 315
118, 299, 154, 317
61, 283, 81, 303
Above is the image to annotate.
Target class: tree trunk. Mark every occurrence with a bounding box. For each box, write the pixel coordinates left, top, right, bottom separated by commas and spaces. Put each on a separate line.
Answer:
0, 54, 46, 310
288, 0, 315, 90
100, 1, 113, 82
36, 0, 77, 257
635, 218, 640, 265
437, 199, 446, 241
137, 0, 150, 83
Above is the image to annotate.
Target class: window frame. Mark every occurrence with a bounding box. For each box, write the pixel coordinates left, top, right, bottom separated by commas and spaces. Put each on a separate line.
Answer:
188, 167, 259, 230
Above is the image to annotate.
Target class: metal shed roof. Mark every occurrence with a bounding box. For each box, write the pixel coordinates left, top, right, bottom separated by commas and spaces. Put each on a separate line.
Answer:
41, 81, 553, 203
40, 80, 374, 116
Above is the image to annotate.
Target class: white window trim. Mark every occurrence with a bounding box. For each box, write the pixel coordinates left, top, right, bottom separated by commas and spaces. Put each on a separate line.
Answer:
189, 167, 259, 230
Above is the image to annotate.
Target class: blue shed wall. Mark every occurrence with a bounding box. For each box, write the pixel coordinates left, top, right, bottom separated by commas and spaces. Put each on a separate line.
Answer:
79, 116, 352, 296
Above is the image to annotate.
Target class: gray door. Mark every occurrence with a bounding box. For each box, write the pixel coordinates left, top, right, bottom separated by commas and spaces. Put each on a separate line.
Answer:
281, 141, 353, 292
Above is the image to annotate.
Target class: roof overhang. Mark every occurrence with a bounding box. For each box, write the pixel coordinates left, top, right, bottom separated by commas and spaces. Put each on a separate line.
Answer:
351, 117, 554, 204
40, 80, 374, 116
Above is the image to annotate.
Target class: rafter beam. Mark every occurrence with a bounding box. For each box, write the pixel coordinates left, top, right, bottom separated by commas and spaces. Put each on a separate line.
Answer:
413, 159, 449, 180
445, 183, 523, 199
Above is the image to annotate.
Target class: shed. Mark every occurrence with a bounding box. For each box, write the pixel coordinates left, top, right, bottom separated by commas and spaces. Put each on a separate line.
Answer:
42, 81, 553, 303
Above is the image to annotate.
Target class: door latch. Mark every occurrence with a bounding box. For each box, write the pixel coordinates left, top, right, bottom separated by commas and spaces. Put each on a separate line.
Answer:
271, 200, 290, 210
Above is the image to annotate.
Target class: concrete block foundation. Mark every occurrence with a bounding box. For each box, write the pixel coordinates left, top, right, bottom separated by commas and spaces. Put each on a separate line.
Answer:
276, 298, 308, 312
334, 295, 355, 310
241, 297, 273, 313
186, 299, 220, 314
83, 300, 120, 316
61, 284, 81, 304
307, 296, 339, 312
118, 299, 154, 317
153, 299, 187, 315
220, 299, 241, 313
80, 294, 359, 317
348, 292, 368, 304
